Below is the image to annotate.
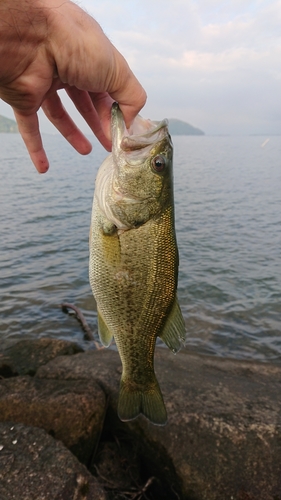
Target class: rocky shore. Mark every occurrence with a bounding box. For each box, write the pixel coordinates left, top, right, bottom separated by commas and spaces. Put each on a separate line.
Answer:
0, 337, 280, 499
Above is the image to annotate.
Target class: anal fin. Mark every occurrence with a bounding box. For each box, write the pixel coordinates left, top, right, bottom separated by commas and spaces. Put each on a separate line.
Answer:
97, 310, 113, 347
159, 296, 186, 354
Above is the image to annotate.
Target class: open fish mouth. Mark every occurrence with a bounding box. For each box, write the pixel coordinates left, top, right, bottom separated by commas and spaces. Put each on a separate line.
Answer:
112, 102, 169, 155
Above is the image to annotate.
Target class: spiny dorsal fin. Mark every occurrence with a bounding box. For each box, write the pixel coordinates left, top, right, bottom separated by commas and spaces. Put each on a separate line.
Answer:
97, 310, 113, 347
159, 296, 186, 354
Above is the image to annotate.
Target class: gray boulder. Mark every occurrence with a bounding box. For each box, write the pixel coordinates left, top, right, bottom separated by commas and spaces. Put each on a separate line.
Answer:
0, 422, 106, 500
0, 338, 83, 377
0, 375, 106, 465
36, 347, 281, 500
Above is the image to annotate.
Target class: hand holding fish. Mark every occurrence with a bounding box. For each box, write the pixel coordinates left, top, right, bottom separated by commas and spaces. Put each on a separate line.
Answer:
0, 0, 146, 173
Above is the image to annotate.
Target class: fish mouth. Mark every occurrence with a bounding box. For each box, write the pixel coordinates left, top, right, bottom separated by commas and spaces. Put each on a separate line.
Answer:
111, 102, 169, 156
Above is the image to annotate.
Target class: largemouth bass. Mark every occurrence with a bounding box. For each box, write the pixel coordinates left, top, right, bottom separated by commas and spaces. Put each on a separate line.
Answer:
89, 103, 185, 425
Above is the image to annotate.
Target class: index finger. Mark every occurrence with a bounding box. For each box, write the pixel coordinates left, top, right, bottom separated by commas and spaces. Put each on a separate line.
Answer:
89, 80, 146, 142
91, 45, 146, 132
108, 53, 147, 129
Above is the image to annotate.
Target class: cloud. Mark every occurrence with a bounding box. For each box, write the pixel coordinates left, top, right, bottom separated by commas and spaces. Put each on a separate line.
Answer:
0, 0, 280, 135
88, 0, 280, 134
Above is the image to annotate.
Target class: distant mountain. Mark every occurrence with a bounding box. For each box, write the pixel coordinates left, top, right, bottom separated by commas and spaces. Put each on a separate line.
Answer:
0, 114, 18, 133
168, 118, 204, 136
0, 113, 204, 135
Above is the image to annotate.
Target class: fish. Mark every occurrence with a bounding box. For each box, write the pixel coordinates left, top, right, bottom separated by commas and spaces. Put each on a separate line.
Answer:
89, 103, 186, 425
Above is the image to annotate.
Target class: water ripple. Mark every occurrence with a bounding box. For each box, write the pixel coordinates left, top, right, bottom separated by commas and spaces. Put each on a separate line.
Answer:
0, 133, 280, 362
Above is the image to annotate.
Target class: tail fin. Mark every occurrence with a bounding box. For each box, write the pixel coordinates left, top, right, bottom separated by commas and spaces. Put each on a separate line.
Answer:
117, 376, 167, 426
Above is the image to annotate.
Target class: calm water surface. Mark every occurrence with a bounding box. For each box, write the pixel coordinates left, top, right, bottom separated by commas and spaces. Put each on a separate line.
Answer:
0, 133, 280, 362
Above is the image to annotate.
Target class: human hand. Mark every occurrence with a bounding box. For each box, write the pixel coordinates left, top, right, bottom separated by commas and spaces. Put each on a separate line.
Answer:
0, 0, 146, 172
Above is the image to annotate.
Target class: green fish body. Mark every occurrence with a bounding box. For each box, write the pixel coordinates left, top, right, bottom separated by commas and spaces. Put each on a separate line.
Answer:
89, 103, 185, 425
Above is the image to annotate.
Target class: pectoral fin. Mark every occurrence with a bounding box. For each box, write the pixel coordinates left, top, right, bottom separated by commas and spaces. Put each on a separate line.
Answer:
159, 296, 186, 354
97, 310, 113, 347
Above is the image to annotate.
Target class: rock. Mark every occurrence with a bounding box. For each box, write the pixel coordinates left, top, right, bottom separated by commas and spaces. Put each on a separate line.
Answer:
37, 350, 183, 499
0, 422, 106, 500
36, 347, 281, 500
36, 349, 122, 422
0, 376, 106, 465
0, 354, 15, 378
0, 338, 84, 377
37, 348, 121, 396
139, 350, 281, 500
90, 411, 180, 500
93, 440, 141, 492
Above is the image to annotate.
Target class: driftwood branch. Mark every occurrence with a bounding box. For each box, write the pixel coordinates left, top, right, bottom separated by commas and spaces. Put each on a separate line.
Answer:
94, 463, 155, 499
61, 303, 102, 350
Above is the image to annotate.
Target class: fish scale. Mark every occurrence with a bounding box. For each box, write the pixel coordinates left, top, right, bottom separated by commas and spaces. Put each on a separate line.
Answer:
89, 103, 186, 425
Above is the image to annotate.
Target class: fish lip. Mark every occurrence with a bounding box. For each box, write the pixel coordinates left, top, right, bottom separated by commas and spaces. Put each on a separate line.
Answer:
111, 103, 126, 155
111, 102, 169, 155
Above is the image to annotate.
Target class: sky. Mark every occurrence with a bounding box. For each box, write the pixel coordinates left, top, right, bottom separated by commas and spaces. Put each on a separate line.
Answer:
0, 0, 280, 135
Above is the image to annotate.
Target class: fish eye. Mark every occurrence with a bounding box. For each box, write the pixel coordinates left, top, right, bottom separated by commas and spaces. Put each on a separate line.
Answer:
151, 155, 166, 173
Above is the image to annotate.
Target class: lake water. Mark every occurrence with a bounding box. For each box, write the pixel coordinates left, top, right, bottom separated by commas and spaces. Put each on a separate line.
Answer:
0, 133, 280, 363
